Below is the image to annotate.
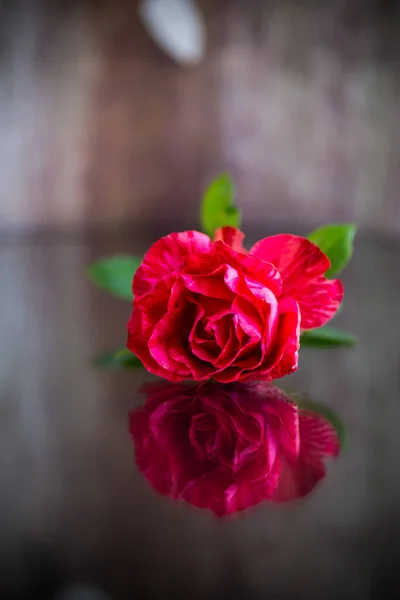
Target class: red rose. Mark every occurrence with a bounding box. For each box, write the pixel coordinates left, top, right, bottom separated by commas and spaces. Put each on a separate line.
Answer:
127, 227, 343, 382
129, 382, 340, 516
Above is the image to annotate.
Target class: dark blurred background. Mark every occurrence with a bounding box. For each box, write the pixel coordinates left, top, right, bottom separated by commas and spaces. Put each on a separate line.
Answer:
1, 0, 399, 236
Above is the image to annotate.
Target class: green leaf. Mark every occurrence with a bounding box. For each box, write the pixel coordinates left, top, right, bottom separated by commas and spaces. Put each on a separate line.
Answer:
94, 348, 143, 369
300, 326, 357, 348
295, 397, 347, 451
87, 255, 142, 301
200, 173, 241, 237
308, 223, 357, 278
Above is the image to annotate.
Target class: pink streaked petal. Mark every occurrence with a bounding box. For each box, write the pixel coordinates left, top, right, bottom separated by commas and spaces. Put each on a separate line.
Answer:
234, 298, 300, 382
211, 241, 282, 298
133, 230, 212, 300
291, 277, 344, 330
188, 301, 205, 344
233, 319, 248, 345
134, 271, 176, 318
298, 410, 340, 460
232, 342, 263, 369
200, 297, 232, 319
167, 279, 190, 312
249, 234, 343, 329
189, 414, 214, 460
264, 429, 278, 473
262, 390, 300, 463
241, 274, 280, 310
272, 411, 340, 502
148, 309, 192, 373
181, 247, 228, 277
192, 317, 229, 355
130, 411, 175, 497
231, 297, 263, 340
195, 330, 239, 374
149, 309, 210, 380
181, 469, 233, 517
262, 297, 300, 380
212, 366, 250, 384
249, 234, 330, 281
127, 309, 181, 381
212, 314, 233, 349
180, 265, 234, 301
189, 310, 225, 361
226, 456, 281, 513
238, 255, 282, 299
223, 266, 281, 329
213, 323, 239, 369
229, 368, 272, 383
191, 339, 220, 363
213, 227, 246, 253
232, 438, 261, 471
235, 280, 280, 343
185, 242, 283, 299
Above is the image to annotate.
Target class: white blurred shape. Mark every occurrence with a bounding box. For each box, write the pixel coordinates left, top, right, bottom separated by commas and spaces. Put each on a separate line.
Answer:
139, 0, 206, 65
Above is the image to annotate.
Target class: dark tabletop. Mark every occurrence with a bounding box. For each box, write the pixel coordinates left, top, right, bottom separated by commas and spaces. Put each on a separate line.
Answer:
0, 229, 399, 600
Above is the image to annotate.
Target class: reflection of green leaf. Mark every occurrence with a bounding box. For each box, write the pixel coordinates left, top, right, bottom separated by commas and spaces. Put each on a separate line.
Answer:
294, 397, 347, 451
87, 255, 142, 301
94, 348, 143, 369
300, 326, 357, 348
200, 173, 241, 237
308, 223, 357, 278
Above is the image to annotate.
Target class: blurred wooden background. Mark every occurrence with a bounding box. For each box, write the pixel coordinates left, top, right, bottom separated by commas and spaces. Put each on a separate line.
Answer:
0, 0, 399, 235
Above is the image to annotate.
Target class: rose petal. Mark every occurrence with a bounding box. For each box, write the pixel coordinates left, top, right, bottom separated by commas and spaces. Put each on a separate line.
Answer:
272, 410, 340, 502
189, 413, 218, 460
290, 276, 344, 330
127, 308, 179, 380
134, 230, 212, 300
232, 343, 263, 370
260, 386, 300, 463
298, 409, 340, 460
180, 265, 235, 301
184, 243, 283, 299
128, 274, 187, 380
231, 296, 264, 340
249, 234, 343, 329
213, 227, 246, 253
225, 455, 281, 515
130, 381, 339, 517
200, 297, 233, 320
264, 297, 300, 381
250, 234, 329, 279
191, 330, 224, 363
241, 273, 281, 309
209, 314, 233, 349
189, 302, 236, 365
237, 255, 282, 300
130, 416, 173, 496
211, 319, 240, 368
149, 306, 211, 380
234, 297, 300, 382
213, 242, 283, 299
181, 469, 234, 517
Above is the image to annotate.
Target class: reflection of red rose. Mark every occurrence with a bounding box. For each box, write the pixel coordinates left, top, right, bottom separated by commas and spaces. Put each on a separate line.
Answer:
129, 382, 340, 516
127, 227, 343, 383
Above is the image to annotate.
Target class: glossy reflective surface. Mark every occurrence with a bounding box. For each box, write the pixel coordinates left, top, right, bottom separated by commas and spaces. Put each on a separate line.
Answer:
130, 382, 340, 516
1, 230, 400, 599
